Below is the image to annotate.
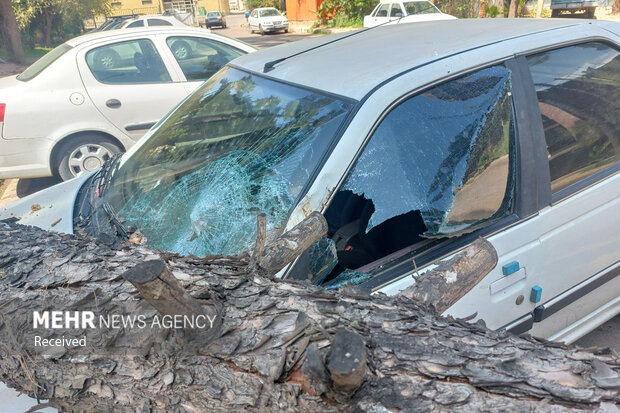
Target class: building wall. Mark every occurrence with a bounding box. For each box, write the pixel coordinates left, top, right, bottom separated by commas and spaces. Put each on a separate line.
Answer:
195, 0, 231, 15
285, 0, 322, 20
109, 0, 164, 16
108, 0, 233, 18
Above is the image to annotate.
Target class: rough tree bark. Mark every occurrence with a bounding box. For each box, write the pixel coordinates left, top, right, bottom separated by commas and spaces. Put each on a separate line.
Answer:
0, 0, 25, 63
0, 218, 618, 412
508, 0, 518, 17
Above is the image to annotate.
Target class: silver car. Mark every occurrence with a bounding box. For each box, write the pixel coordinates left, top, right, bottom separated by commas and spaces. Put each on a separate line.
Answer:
0, 27, 255, 180
2, 19, 619, 344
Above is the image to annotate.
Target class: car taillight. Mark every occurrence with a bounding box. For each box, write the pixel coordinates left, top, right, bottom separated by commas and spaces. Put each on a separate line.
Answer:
218, 18, 222, 21
0, 104, 5, 122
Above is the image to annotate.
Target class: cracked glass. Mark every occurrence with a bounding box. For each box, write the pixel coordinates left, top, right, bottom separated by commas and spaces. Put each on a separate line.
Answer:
341, 65, 515, 238
104, 68, 353, 256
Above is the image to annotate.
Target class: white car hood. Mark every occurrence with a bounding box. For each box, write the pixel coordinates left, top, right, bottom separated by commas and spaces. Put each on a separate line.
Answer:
0, 75, 21, 89
0, 173, 93, 234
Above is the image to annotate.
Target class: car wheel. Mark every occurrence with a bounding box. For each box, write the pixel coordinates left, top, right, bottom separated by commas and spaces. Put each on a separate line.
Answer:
94, 49, 120, 70
222, 24, 227, 28
57, 136, 122, 181
259, 24, 265, 35
284, 28, 289, 33
171, 40, 191, 60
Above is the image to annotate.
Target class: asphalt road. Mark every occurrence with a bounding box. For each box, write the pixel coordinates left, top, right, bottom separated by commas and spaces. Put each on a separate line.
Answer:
208, 13, 319, 49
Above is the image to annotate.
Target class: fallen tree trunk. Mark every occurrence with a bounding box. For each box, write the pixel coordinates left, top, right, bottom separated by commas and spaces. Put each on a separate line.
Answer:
0, 219, 618, 412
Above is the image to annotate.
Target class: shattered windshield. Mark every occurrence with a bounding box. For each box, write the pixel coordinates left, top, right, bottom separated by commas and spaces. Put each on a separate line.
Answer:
104, 67, 353, 256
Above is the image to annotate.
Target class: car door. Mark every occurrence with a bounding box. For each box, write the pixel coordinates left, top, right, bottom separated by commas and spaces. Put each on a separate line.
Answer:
160, 35, 248, 94
249, 10, 259, 30
292, 47, 619, 341
77, 36, 189, 140
521, 41, 620, 342
367, 3, 391, 27
288, 60, 549, 334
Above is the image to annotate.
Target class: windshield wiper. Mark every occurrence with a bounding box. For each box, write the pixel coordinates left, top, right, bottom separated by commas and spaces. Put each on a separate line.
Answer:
102, 199, 129, 239
75, 154, 128, 240
93, 152, 123, 198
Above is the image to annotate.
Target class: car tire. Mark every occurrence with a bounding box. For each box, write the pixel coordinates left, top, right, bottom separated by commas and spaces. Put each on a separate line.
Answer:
259, 24, 265, 35
56, 136, 122, 181
284, 28, 289, 33
94, 49, 120, 70
222, 24, 227, 28
171, 40, 191, 60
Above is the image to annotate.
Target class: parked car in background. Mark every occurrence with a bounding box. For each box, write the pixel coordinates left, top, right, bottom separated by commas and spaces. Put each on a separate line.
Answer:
248, 7, 289, 34
91, 15, 136, 32
200, 11, 227, 29
550, 0, 598, 18
112, 15, 187, 29
0, 27, 255, 180
364, 0, 456, 28
3, 19, 618, 344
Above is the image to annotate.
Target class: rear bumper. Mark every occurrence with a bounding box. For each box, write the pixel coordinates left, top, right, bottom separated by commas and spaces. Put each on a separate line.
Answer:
550, 1, 597, 9
0, 137, 53, 179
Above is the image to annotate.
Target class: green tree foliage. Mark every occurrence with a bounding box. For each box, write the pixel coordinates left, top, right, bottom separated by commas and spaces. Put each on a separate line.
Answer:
247, 0, 280, 11
12, 0, 110, 47
315, 0, 478, 25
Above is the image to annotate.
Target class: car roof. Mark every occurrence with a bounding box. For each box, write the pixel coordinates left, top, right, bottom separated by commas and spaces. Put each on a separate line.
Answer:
231, 18, 618, 100
65, 26, 217, 47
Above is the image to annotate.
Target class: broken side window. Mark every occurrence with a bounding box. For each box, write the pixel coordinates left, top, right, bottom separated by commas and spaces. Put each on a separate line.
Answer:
321, 65, 516, 282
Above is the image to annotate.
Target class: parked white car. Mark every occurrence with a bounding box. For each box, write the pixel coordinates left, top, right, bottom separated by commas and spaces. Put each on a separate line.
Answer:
115, 15, 188, 29
1, 19, 619, 344
364, 0, 456, 28
248, 7, 289, 34
0, 27, 255, 180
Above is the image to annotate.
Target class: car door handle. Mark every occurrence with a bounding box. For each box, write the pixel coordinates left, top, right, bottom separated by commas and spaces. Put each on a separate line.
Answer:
106, 99, 121, 109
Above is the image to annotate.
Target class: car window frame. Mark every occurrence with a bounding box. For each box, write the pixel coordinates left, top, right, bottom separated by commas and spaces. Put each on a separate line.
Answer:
148, 18, 174, 26
163, 35, 247, 82
125, 20, 145, 28
517, 39, 620, 205
283, 56, 545, 291
390, 2, 404, 17
375, 3, 391, 17
83, 37, 177, 85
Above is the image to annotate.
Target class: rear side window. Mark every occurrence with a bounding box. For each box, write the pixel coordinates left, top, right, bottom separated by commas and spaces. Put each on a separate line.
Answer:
126, 20, 145, 28
375, 3, 390, 16
17, 43, 73, 81
166, 36, 245, 81
148, 18, 173, 26
86, 39, 171, 84
527, 42, 620, 194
